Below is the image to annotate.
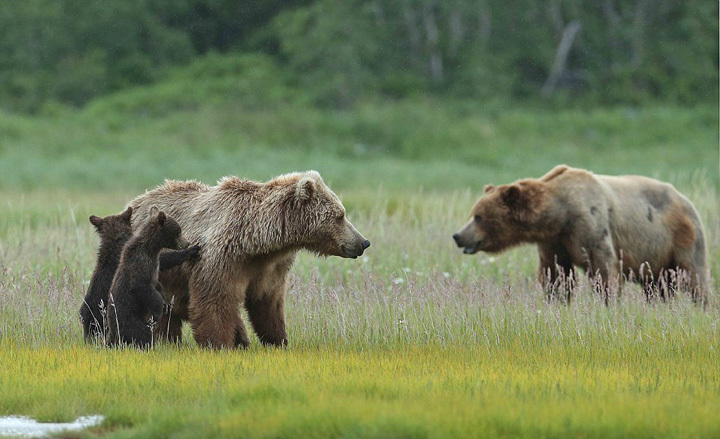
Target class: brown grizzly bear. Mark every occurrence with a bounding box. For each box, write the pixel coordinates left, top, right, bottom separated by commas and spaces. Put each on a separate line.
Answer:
127, 171, 370, 348
80, 207, 200, 340
106, 207, 191, 348
453, 165, 708, 304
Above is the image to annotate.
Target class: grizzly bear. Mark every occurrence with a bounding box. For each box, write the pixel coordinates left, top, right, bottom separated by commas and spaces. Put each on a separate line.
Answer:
127, 171, 370, 348
80, 207, 200, 340
106, 207, 192, 348
453, 165, 708, 304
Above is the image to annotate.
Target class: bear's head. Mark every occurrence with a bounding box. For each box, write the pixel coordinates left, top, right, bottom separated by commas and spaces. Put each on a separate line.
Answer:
286, 171, 370, 259
89, 206, 133, 245
145, 206, 190, 251
453, 181, 547, 254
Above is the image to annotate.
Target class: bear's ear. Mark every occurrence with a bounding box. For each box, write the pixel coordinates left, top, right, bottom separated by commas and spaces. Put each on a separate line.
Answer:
89, 215, 103, 229
149, 206, 165, 225
500, 185, 523, 207
501, 183, 544, 221
483, 184, 495, 193
541, 165, 568, 181
295, 177, 316, 202
306, 170, 323, 182
156, 211, 167, 227
120, 206, 133, 222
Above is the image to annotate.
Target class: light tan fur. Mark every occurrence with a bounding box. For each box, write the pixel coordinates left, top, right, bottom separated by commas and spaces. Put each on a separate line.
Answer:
454, 165, 708, 304
127, 171, 369, 348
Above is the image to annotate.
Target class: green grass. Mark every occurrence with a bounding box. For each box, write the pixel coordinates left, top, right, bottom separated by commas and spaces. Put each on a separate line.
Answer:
0, 179, 718, 438
0, 99, 718, 437
0, 100, 717, 192
2, 337, 719, 439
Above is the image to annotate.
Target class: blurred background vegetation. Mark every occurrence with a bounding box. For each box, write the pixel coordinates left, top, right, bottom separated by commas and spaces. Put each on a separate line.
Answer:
2, 0, 717, 111
0, 0, 717, 193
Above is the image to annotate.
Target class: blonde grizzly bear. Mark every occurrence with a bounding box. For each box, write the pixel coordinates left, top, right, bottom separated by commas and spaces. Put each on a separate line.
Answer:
127, 171, 370, 348
453, 165, 708, 304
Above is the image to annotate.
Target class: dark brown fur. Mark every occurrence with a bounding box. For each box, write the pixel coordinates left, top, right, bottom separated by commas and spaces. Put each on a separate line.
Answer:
106, 208, 191, 348
127, 171, 370, 349
81, 208, 200, 341
453, 165, 708, 304
81, 207, 134, 340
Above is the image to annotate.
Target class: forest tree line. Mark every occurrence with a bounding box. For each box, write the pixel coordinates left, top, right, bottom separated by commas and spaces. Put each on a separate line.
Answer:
1, 0, 717, 112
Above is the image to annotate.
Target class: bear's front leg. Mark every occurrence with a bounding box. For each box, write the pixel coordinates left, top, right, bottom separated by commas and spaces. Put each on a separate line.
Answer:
159, 245, 201, 272
245, 293, 287, 347
188, 282, 248, 349
537, 241, 575, 303
233, 319, 251, 348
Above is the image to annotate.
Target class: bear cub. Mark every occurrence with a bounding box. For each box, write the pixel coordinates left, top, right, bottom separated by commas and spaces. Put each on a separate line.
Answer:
81, 207, 199, 340
106, 207, 194, 348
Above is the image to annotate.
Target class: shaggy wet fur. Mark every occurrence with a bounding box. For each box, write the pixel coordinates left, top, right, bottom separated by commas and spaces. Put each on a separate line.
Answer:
454, 165, 708, 304
128, 171, 370, 349
81, 207, 200, 340
106, 209, 191, 348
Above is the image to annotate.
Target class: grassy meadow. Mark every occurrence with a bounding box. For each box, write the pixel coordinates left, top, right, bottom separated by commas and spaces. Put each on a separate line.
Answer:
0, 101, 718, 438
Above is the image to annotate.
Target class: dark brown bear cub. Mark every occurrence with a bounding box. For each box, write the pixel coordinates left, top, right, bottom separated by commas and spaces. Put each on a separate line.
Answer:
106, 207, 192, 348
81, 207, 199, 340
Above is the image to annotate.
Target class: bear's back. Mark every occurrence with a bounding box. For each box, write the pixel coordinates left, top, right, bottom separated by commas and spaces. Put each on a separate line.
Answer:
130, 180, 209, 228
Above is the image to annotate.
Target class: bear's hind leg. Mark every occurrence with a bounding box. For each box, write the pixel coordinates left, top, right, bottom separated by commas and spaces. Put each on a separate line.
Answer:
674, 256, 709, 307
155, 312, 184, 343
580, 238, 620, 306
80, 293, 107, 340
670, 226, 709, 306
111, 313, 154, 349
124, 317, 154, 349
80, 302, 101, 340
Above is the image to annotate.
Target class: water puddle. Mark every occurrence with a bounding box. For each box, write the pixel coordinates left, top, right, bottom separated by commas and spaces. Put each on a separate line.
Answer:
0, 415, 103, 438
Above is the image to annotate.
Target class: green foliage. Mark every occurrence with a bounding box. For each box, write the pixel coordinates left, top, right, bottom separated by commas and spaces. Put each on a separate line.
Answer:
84, 53, 293, 118
272, 0, 719, 106
148, 0, 310, 53
0, 0, 716, 111
273, 0, 384, 107
0, 0, 194, 111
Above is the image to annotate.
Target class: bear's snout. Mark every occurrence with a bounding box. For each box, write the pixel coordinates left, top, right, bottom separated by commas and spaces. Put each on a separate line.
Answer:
353, 239, 370, 257
336, 221, 371, 259
453, 231, 472, 248
453, 225, 483, 254
344, 240, 369, 258
176, 235, 190, 250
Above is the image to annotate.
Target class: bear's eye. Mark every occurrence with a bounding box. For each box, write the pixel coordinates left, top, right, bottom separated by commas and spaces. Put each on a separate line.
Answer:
336, 213, 345, 221
474, 215, 482, 223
